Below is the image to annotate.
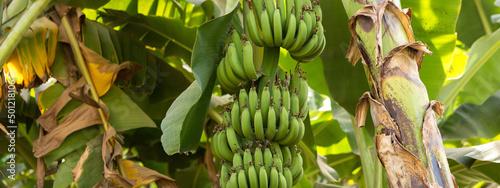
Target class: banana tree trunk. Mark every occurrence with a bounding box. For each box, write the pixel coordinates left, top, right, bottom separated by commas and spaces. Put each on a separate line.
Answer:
346, 1, 457, 187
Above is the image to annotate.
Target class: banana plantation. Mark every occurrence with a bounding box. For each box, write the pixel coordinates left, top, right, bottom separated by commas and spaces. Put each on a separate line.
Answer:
1, 0, 500, 187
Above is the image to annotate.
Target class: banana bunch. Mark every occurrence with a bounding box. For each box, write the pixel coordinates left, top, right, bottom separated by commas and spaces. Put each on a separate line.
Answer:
216, 141, 304, 188
217, 29, 262, 93
243, 0, 326, 62
3, 17, 58, 89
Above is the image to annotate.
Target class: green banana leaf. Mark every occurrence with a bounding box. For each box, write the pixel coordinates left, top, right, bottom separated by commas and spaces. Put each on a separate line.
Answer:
456, 0, 500, 48
160, 4, 238, 155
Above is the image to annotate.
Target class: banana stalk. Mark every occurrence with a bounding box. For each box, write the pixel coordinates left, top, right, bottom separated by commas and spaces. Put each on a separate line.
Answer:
346, 1, 456, 187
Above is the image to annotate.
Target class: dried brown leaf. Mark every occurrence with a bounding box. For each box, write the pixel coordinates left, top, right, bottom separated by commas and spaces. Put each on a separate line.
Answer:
36, 127, 45, 188
122, 160, 179, 188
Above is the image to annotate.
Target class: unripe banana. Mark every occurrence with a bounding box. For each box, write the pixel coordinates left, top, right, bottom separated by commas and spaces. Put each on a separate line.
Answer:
223, 51, 247, 86
260, 84, 271, 123
239, 86, 249, 108
227, 171, 238, 188
220, 162, 230, 188
218, 130, 235, 161
294, 0, 303, 21
243, 41, 260, 80
245, 1, 265, 47
254, 145, 264, 173
217, 59, 240, 92
290, 149, 303, 177
249, 86, 259, 119
290, 33, 318, 56
288, 19, 308, 52
260, 9, 275, 47
241, 105, 256, 140
295, 34, 326, 62
270, 141, 283, 162
274, 107, 289, 140
269, 167, 279, 188
291, 117, 305, 145
273, 154, 283, 173
212, 130, 221, 158
278, 116, 300, 146
259, 165, 268, 188
263, 147, 273, 175
273, 10, 283, 47
299, 102, 309, 121
291, 91, 300, 116
233, 151, 243, 173
282, 14, 297, 49
226, 123, 242, 153
281, 84, 291, 111
244, 148, 253, 177
232, 101, 244, 137
272, 85, 281, 118
302, 10, 313, 39
265, 105, 277, 140
298, 77, 309, 108
292, 167, 303, 185
284, 167, 293, 188
313, 1, 322, 22
277, 0, 286, 30
252, 0, 265, 23
279, 171, 287, 188
231, 30, 244, 61
281, 146, 292, 165
238, 169, 249, 188
254, 108, 265, 140
286, 0, 294, 21
227, 43, 248, 79
263, 0, 275, 23
248, 162, 259, 188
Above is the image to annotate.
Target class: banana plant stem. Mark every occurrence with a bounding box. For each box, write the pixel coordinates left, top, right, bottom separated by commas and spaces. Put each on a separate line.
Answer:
475, 0, 492, 35
61, 15, 127, 178
0, 0, 51, 68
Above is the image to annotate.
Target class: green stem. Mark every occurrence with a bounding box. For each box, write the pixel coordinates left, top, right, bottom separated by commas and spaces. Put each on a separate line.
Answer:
352, 117, 374, 186
373, 152, 383, 188
475, 0, 492, 35
257, 46, 280, 96
0, 0, 51, 67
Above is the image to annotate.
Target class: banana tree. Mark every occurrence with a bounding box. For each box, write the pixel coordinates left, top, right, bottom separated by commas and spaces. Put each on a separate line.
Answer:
345, 0, 456, 187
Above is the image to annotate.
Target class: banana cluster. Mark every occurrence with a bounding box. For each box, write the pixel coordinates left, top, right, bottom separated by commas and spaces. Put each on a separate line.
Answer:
212, 67, 309, 187
216, 141, 304, 188
217, 29, 262, 93
243, 0, 325, 62
4, 17, 58, 88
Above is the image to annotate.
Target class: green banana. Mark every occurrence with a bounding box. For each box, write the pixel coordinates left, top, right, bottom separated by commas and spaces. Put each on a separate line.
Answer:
273, 10, 283, 47
260, 8, 275, 47
279, 171, 287, 188
294, 0, 303, 21
265, 105, 277, 140
274, 107, 289, 140
298, 76, 309, 108
273, 154, 283, 173
270, 142, 283, 162
292, 167, 303, 185
245, 0, 265, 47
218, 130, 235, 161
281, 146, 292, 165
233, 151, 243, 172
263, 0, 275, 24
260, 84, 271, 123
212, 129, 221, 158
241, 105, 256, 140
243, 40, 260, 80
244, 148, 253, 177
231, 29, 244, 61
277, 0, 286, 30
223, 52, 247, 86
291, 117, 305, 145
232, 100, 244, 137
288, 19, 308, 52
302, 10, 313, 39
238, 169, 249, 188
282, 14, 297, 49
291, 91, 300, 116
249, 85, 259, 119
220, 162, 230, 188
263, 146, 273, 175
284, 167, 293, 188
294, 33, 326, 62
259, 165, 268, 188
299, 102, 309, 121
252, 0, 264, 23
227, 171, 238, 188
290, 33, 318, 56
278, 116, 300, 146
248, 162, 259, 188
217, 59, 240, 92
227, 43, 248, 79
286, 0, 294, 22
269, 166, 279, 188
239, 86, 249, 108
290, 148, 303, 177
226, 123, 242, 153
313, 0, 322, 22
281, 84, 291, 111
254, 108, 265, 140
272, 84, 281, 118
254, 144, 264, 173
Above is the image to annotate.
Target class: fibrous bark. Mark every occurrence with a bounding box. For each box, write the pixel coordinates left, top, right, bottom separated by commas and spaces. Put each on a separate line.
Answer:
346, 1, 457, 187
